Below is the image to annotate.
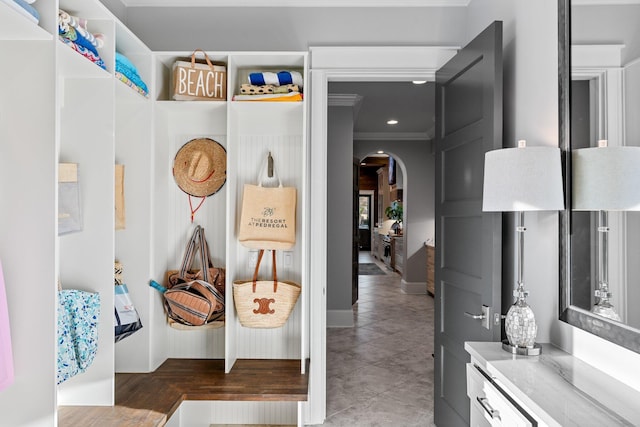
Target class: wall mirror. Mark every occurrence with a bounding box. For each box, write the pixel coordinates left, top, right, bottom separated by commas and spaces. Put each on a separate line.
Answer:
559, 0, 640, 353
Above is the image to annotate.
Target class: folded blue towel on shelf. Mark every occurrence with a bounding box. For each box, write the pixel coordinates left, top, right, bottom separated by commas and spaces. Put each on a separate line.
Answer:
115, 52, 149, 94
117, 67, 149, 94
59, 24, 100, 58
249, 71, 303, 89
115, 52, 138, 74
59, 36, 107, 70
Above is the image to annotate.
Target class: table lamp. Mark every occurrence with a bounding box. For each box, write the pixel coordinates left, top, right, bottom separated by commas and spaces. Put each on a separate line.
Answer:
482, 140, 564, 356
572, 140, 640, 321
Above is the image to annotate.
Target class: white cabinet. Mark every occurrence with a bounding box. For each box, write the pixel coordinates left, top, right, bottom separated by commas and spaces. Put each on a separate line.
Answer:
0, 1, 309, 424
465, 342, 640, 427
153, 51, 308, 374
0, 3, 57, 426
466, 363, 534, 427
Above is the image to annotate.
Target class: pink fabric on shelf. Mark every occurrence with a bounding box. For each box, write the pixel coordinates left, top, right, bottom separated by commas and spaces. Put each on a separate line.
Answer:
0, 260, 14, 391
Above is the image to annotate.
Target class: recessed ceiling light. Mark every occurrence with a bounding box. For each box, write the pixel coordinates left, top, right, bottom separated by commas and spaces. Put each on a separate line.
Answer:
413, 80, 427, 85
387, 119, 398, 125
377, 150, 384, 154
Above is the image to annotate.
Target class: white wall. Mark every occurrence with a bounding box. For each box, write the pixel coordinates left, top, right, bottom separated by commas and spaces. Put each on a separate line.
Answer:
466, 0, 559, 342
123, 6, 468, 51
466, 0, 640, 391
572, 4, 640, 66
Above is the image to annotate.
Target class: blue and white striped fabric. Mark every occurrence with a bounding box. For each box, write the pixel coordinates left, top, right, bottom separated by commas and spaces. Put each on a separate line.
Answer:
248, 71, 303, 89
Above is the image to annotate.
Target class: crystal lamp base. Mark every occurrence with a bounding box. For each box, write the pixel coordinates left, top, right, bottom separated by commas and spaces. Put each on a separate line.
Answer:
503, 297, 540, 356
502, 340, 541, 356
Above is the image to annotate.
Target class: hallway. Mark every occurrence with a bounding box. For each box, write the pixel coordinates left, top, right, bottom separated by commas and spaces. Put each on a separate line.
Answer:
316, 251, 435, 426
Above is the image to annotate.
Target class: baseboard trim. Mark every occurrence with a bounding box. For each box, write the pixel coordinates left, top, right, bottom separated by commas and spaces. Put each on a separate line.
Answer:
401, 279, 426, 295
327, 309, 354, 328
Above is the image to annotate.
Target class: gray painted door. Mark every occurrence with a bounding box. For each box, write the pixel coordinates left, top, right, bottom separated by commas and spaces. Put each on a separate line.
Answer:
434, 21, 503, 426
353, 158, 359, 305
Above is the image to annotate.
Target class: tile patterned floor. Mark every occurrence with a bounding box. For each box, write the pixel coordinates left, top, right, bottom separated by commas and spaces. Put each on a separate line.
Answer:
310, 252, 435, 427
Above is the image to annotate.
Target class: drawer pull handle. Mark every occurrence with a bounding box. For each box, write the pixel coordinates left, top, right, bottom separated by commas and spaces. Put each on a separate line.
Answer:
477, 397, 501, 421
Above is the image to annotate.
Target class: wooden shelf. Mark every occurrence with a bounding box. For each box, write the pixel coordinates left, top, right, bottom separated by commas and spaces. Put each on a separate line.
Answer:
58, 358, 309, 427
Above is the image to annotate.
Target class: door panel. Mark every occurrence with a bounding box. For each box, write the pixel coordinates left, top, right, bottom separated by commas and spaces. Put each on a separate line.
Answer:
442, 282, 493, 343
443, 61, 484, 134
443, 138, 485, 202
434, 21, 503, 427
442, 344, 472, 422
443, 215, 483, 277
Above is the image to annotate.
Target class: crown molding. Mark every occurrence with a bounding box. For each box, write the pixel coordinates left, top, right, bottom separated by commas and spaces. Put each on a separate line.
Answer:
353, 131, 432, 141
328, 94, 364, 120
327, 94, 363, 107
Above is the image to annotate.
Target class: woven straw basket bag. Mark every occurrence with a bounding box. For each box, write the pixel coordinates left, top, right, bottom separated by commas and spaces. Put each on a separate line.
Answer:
233, 250, 300, 328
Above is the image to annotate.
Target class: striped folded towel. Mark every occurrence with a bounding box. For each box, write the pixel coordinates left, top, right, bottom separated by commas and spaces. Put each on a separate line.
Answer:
240, 84, 299, 95
233, 92, 303, 102
248, 71, 303, 90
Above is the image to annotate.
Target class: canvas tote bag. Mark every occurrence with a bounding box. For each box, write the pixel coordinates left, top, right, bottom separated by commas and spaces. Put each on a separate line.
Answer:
238, 153, 296, 250
172, 49, 226, 101
233, 249, 301, 329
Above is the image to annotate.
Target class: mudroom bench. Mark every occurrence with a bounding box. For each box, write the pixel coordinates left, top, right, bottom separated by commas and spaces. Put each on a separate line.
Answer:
58, 359, 309, 427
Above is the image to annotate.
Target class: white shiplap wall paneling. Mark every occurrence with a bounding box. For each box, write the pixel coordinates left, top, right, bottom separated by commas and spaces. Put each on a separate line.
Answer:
225, 52, 308, 369
229, 131, 304, 360
178, 400, 297, 426
155, 101, 228, 359
150, 51, 308, 374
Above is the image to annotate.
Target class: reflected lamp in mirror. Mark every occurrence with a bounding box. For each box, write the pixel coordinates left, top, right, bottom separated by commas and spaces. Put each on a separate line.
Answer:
572, 140, 640, 321
483, 140, 564, 356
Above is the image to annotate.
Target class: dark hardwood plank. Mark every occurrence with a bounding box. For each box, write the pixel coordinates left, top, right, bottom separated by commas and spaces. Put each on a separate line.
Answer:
59, 358, 308, 427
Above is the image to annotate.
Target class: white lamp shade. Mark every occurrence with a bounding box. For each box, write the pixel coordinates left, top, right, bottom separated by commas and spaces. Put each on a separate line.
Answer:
482, 146, 565, 212
572, 146, 640, 211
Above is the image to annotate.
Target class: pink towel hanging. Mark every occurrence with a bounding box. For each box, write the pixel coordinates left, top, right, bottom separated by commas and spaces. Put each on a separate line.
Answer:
0, 260, 14, 391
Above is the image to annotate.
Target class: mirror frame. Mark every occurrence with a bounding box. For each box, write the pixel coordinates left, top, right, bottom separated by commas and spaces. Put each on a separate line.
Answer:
558, 0, 640, 354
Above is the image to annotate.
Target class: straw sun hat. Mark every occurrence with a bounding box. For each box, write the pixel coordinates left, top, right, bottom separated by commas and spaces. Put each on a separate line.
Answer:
173, 138, 227, 197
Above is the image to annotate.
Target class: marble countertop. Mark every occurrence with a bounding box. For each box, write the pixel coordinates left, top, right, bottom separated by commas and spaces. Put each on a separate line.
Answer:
465, 342, 640, 427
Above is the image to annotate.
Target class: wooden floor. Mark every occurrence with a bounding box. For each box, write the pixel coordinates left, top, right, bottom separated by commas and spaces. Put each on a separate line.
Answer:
58, 359, 309, 427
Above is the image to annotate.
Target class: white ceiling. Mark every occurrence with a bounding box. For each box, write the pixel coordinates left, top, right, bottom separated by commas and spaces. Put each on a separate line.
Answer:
329, 81, 435, 141
121, 0, 469, 6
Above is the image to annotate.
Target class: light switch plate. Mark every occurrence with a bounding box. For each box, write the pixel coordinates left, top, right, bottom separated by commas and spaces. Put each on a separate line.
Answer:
283, 251, 293, 267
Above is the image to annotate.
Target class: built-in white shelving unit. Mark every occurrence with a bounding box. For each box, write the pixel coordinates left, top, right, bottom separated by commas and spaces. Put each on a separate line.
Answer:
0, 1, 308, 425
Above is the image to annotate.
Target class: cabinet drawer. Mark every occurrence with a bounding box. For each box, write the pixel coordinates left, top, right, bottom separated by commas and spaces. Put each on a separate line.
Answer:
467, 363, 537, 427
